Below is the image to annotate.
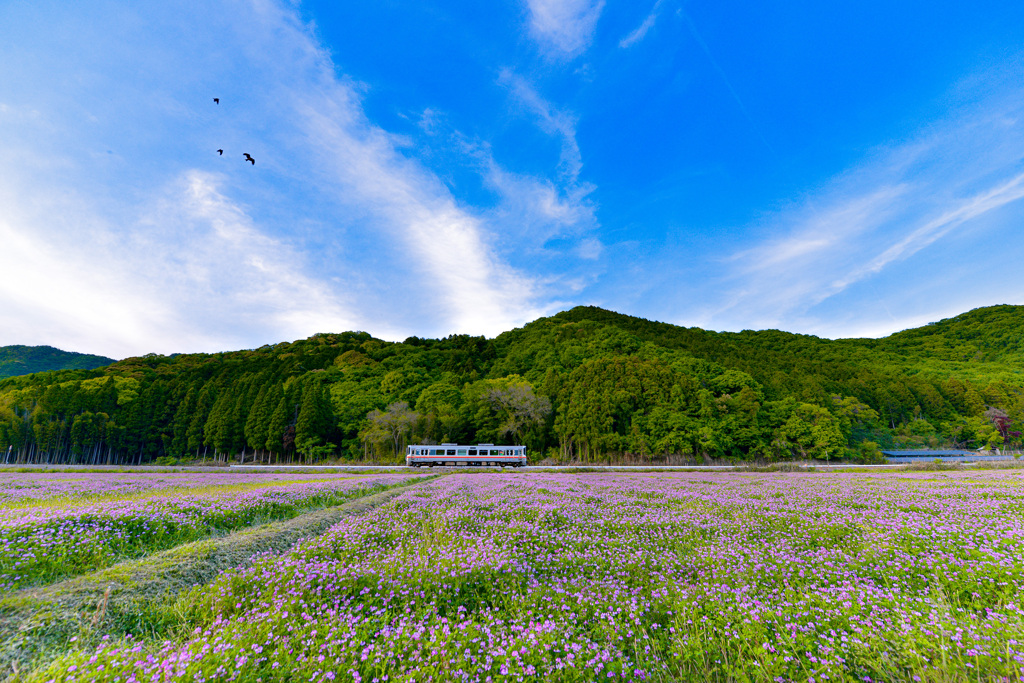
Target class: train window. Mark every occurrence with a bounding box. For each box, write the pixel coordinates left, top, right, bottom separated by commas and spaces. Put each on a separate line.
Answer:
446, 449, 456, 456
468, 449, 477, 455
457, 449, 467, 455
478, 449, 488, 455
432, 449, 442, 456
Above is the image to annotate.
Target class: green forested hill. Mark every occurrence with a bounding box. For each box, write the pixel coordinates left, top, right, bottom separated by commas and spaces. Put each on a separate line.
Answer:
1, 306, 1021, 465
0, 345, 115, 380
873, 305, 1024, 363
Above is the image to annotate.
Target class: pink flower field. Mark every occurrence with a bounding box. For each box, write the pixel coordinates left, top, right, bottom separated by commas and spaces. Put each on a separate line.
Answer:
23, 470, 1024, 682
0, 471, 408, 504
0, 472, 421, 589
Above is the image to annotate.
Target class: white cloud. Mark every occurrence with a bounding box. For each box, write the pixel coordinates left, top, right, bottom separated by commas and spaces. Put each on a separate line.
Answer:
164, 171, 360, 333
701, 73, 1024, 337
830, 172, 1024, 291
525, 0, 604, 58
406, 105, 603, 289
499, 70, 583, 182
0, 170, 363, 358
0, 205, 173, 359
246, 0, 551, 336
727, 185, 908, 276
286, 107, 547, 337
481, 157, 596, 239
619, 1, 662, 49
485, 72, 602, 264
0, 0, 551, 354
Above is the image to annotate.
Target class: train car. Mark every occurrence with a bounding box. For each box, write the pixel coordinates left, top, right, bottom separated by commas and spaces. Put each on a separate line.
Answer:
405, 443, 526, 467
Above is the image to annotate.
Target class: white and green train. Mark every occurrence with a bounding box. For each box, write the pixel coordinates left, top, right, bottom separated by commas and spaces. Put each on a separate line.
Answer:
405, 443, 526, 467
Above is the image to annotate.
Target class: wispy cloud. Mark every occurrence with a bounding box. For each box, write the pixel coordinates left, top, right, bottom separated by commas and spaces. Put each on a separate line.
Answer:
727, 185, 909, 274
165, 171, 360, 336
831, 172, 1024, 291
0, 0, 550, 354
702, 71, 1024, 337
499, 70, 582, 182
0, 168, 365, 359
302, 100, 549, 332
524, 0, 605, 58
258, 3, 549, 336
619, 0, 663, 49
490, 70, 601, 264
480, 152, 597, 245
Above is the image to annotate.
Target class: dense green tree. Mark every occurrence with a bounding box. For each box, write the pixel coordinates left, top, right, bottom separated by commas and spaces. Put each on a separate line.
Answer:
295, 380, 334, 462
554, 357, 680, 461
482, 379, 551, 446
265, 393, 292, 459
204, 391, 235, 458
775, 402, 845, 461
362, 401, 418, 459
244, 385, 271, 456
170, 387, 196, 456
186, 384, 217, 458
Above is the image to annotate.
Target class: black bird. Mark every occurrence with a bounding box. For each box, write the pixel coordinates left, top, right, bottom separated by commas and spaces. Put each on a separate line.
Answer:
243, 153, 255, 165
217, 149, 223, 155
213, 98, 219, 104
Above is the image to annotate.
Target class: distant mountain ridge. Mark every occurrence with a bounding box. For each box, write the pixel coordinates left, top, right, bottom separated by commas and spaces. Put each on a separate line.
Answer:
0, 345, 116, 379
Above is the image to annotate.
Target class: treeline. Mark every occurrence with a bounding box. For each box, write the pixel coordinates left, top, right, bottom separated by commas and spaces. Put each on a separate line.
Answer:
1, 306, 1023, 465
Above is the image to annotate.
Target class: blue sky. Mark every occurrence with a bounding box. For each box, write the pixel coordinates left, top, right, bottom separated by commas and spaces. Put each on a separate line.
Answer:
2, 0, 1024, 358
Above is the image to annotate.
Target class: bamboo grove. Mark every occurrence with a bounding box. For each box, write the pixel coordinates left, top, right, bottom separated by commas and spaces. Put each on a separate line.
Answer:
1, 305, 1023, 465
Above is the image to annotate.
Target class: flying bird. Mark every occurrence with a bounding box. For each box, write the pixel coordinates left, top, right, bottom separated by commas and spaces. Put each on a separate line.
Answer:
243, 153, 255, 165
217, 149, 223, 155
213, 98, 219, 104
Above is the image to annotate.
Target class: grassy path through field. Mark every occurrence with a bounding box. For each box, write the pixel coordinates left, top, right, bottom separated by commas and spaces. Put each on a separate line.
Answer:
0, 474, 439, 681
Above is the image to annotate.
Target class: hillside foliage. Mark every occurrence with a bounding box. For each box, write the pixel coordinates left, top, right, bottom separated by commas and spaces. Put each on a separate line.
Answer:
0, 345, 115, 380
1, 306, 1022, 465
